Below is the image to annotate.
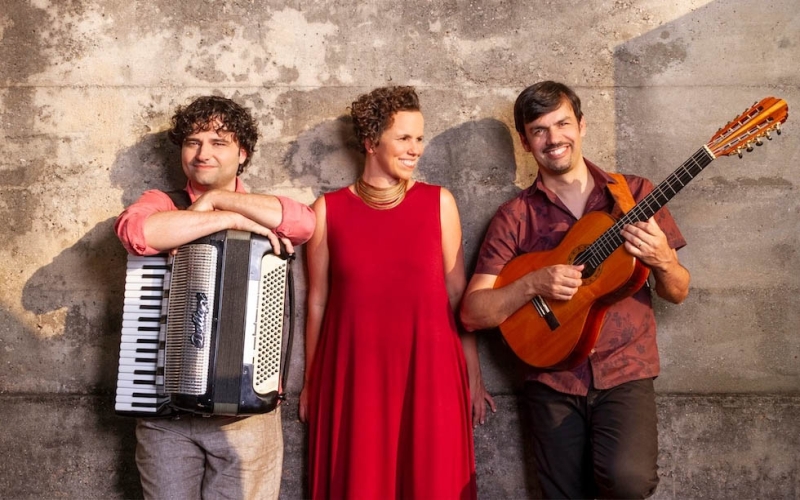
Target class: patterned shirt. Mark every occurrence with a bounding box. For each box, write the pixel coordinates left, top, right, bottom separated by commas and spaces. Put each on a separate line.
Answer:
474, 159, 686, 395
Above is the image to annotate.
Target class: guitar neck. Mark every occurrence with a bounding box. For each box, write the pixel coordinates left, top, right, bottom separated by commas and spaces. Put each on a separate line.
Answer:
577, 145, 716, 268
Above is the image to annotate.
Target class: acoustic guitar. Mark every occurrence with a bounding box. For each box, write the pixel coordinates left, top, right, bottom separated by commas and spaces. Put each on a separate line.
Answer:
494, 97, 789, 370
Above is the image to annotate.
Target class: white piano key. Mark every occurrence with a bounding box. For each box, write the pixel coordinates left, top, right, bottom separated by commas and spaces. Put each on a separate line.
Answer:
118, 356, 158, 366
121, 332, 158, 348
116, 363, 157, 374
119, 341, 160, 351
123, 297, 164, 305
118, 356, 158, 364
124, 291, 164, 299
124, 270, 168, 281
116, 385, 161, 395
117, 394, 168, 404
124, 274, 166, 285
115, 396, 164, 405
117, 381, 158, 391
115, 403, 154, 412
117, 372, 157, 382
126, 256, 169, 267
121, 319, 162, 329
121, 319, 163, 330
123, 304, 163, 314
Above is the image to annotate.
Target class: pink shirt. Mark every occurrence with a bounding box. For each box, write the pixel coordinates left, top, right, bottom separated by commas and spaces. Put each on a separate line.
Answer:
115, 178, 315, 256
474, 160, 686, 395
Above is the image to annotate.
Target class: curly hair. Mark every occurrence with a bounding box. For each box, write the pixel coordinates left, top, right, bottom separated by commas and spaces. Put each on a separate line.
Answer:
168, 95, 259, 175
514, 81, 583, 136
350, 86, 421, 154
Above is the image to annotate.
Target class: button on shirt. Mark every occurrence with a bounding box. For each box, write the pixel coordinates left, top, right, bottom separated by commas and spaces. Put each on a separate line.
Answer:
474, 160, 686, 396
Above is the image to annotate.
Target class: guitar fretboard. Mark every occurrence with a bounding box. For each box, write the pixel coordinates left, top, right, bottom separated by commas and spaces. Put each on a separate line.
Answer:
575, 146, 716, 272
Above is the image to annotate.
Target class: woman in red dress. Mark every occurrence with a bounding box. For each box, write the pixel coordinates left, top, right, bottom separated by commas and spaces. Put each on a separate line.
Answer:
299, 86, 494, 499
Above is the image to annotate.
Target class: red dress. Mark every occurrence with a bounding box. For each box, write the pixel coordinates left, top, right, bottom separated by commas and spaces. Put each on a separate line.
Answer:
308, 182, 477, 499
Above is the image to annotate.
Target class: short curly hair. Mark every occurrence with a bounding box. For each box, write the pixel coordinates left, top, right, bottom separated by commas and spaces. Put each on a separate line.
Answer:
168, 95, 259, 175
350, 86, 421, 154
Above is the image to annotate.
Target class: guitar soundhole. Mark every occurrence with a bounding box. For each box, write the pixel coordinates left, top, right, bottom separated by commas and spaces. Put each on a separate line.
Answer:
568, 245, 602, 286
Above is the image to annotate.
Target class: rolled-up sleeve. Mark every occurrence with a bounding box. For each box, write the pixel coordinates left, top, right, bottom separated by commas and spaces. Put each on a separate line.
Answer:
273, 195, 316, 245
114, 190, 177, 256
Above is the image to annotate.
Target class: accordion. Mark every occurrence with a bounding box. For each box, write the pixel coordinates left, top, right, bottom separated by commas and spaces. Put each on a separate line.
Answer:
115, 230, 294, 417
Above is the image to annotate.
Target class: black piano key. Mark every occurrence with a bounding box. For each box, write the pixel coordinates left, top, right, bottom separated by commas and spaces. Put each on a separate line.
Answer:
131, 392, 162, 398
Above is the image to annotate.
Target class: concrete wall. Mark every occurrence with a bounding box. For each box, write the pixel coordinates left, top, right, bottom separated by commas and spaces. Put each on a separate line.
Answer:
1, 0, 798, 498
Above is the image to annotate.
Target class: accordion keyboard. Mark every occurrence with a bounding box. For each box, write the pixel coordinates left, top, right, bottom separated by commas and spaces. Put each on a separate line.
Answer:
115, 255, 170, 414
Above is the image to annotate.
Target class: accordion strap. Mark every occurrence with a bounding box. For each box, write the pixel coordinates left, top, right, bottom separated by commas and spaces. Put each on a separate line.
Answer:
165, 189, 192, 210
279, 257, 295, 402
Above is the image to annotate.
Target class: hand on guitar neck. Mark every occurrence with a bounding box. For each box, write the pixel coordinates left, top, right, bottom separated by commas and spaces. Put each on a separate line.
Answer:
621, 218, 689, 304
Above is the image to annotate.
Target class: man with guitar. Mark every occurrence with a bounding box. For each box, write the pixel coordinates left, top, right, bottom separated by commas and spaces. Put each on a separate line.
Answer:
461, 81, 690, 499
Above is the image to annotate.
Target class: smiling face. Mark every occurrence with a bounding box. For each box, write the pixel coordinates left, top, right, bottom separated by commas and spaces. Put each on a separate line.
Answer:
363, 110, 425, 187
519, 99, 586, 177
180, 122, 247, 192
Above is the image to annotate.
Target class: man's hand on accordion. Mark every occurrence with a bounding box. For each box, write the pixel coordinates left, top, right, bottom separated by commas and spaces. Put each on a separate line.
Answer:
188, 190, 295, 257
227, 213, 294, 257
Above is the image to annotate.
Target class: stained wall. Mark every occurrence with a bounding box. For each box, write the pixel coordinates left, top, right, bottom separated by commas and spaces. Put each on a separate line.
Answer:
1, 0, 798, 497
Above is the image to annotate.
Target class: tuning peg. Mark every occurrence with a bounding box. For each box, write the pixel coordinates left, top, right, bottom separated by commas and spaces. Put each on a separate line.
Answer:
776, 123, 782, 135
737, 148, 744, 159
746, 142, 754, 152
756, 138, 763, 146
766, 132, 773, 140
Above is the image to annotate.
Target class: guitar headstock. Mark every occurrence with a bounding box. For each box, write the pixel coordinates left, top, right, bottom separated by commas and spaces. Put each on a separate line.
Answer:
707, 97, 789, 158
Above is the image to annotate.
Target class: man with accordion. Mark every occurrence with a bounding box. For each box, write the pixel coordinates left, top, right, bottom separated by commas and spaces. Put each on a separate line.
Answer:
115, 95, 315, 499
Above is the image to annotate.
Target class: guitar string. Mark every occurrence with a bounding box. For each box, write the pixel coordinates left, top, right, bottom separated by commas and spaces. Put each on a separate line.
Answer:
574, 147, 714, 269
579, 148, 710, 267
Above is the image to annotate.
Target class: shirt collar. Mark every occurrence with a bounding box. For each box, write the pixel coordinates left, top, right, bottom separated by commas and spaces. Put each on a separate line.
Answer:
526, 157, 617, 199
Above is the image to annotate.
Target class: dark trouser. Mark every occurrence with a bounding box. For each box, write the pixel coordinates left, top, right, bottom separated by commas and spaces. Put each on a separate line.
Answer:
521, 378, 659, 499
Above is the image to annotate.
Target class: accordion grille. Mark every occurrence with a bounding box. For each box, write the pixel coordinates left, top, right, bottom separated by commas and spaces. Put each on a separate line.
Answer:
164, 244, 218, 395
253, 255, 288, 395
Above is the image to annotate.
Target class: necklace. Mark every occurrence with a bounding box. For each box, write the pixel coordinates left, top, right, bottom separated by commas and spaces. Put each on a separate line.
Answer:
355, 177, 408, 210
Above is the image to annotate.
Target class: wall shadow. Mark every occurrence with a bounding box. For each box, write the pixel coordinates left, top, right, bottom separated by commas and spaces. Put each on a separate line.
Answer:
420, 117, 528, 387
421, 119, 541, 495
19, 130, 182, 499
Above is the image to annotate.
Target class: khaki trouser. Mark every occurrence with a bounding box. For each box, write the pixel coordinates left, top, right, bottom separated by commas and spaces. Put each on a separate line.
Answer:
135, 406, 283, 500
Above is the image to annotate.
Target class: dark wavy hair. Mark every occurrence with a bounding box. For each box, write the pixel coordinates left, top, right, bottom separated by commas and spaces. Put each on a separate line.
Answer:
350, 86, 421, 154
514, 81, 583, 136
168, 95, 259, 175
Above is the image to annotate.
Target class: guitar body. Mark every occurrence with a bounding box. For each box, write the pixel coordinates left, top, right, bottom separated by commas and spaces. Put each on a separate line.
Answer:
494, 211, 650, 369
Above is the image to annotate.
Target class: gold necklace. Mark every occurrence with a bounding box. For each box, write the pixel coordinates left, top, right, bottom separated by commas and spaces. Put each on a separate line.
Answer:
355, 177, 408, 210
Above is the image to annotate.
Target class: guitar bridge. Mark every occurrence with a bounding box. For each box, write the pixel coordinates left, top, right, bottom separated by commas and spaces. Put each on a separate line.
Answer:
532, 296, 560, 331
